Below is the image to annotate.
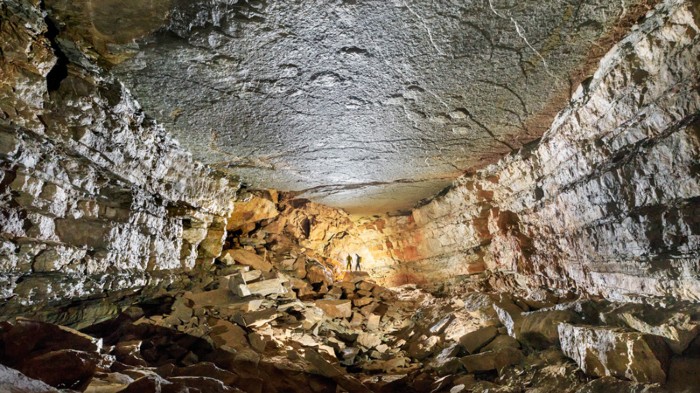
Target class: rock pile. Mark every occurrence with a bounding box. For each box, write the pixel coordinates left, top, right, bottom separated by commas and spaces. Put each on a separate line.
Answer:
2, 255, 698, 393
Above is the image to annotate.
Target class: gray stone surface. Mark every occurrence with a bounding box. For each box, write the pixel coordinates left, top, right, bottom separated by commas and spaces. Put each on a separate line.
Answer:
45, 0, 651, 213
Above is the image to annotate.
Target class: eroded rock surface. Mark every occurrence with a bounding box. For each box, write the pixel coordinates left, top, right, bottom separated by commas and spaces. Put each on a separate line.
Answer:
374, 0, 700, 301
0, 0, 238, 325
41, 0, 656, 213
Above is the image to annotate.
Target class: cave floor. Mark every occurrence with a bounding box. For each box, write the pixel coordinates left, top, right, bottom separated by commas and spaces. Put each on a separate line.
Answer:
1, 262, 698, 393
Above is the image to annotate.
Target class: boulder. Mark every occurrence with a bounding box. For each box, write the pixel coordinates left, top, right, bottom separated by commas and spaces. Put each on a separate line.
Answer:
221, 249, 272, 272
1, 319, 101, 363
0, 364, 59, 393
517, 309, 579, 349
353, 297, 374, 307
430, 343, 463, 375
316, 300, 352, 319
366, 314, 381, 331
480, 335, 521, 352
617, 309, 700, 355
459, 347, 524, 373
459, 326, 498, 354
558, 323, 671, 383
19, 349, 98, 390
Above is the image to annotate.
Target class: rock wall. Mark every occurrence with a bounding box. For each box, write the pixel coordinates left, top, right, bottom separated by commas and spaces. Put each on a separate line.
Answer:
0, 0, 238, 325
382, 0, 700, 301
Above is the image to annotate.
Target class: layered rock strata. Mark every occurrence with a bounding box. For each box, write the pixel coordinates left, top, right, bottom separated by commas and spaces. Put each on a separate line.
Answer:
0, 0, 238, 325
380, 0, 700, 301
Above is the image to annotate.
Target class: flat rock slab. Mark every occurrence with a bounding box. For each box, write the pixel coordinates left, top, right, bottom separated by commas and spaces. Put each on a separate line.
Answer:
558, 323, 671, 384
222, 249, 273, 272
247, 278, 287, 297
459, 325, 498, 354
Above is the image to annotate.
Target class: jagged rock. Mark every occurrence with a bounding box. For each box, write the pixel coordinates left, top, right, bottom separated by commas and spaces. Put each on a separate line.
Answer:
325, 286, 344, 300
306, 261, 333, 286
430, 315, 455, 335
462, 293, 499, 322
221, 249, 273, 272
493, 298, 524, 337
227, 195, 279, 231
349, 312, 364, 328
353, 297, 374, 307
459, 347, 524, 373
302, 306, 325, 330
315, 300, 352, 319
459, 326, 498, 354
366, 314, 381, 331
430, 343, 463, 375
356, 333, 382, 349
407, 335, 440, 360
558, 323, 671, 383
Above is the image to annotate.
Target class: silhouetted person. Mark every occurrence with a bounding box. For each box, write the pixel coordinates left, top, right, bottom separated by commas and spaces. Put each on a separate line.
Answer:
346, 255, 353, 271
355, 254, 361, 271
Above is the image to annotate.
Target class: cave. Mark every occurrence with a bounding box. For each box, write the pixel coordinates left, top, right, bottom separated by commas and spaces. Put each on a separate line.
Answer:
1, 0, 699, 392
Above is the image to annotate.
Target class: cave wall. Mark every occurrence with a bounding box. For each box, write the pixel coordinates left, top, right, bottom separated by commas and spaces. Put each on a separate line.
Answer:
0, 0, 237, 325
384, 0, 700, 301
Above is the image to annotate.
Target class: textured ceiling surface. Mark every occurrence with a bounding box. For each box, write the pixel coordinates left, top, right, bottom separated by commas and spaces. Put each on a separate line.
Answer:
47, 0, 646, 213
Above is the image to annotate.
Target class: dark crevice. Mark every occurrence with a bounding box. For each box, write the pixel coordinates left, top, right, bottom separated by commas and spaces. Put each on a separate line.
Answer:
41, 3, 69, 92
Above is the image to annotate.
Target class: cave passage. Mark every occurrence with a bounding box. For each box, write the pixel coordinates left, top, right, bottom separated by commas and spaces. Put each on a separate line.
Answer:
1, 0, 700, 392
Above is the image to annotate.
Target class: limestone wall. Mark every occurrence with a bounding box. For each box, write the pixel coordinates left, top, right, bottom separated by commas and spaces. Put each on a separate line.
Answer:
0, 0, 237, 324
384, 0, 700, 301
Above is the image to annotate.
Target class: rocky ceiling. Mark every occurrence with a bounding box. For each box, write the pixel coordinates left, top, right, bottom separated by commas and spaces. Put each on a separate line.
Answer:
45, 0, 649, 214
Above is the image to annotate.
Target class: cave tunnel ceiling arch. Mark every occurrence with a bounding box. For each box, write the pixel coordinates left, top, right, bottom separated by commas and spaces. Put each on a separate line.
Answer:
46, 0, 644, 213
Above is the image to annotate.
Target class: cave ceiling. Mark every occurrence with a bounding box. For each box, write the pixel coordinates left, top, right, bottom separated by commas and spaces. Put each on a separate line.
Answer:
45, 0, 646, 214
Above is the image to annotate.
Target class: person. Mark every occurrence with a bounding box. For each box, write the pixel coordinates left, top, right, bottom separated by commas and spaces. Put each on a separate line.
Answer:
346, 255, 353, 271
355, 254, 361, 271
